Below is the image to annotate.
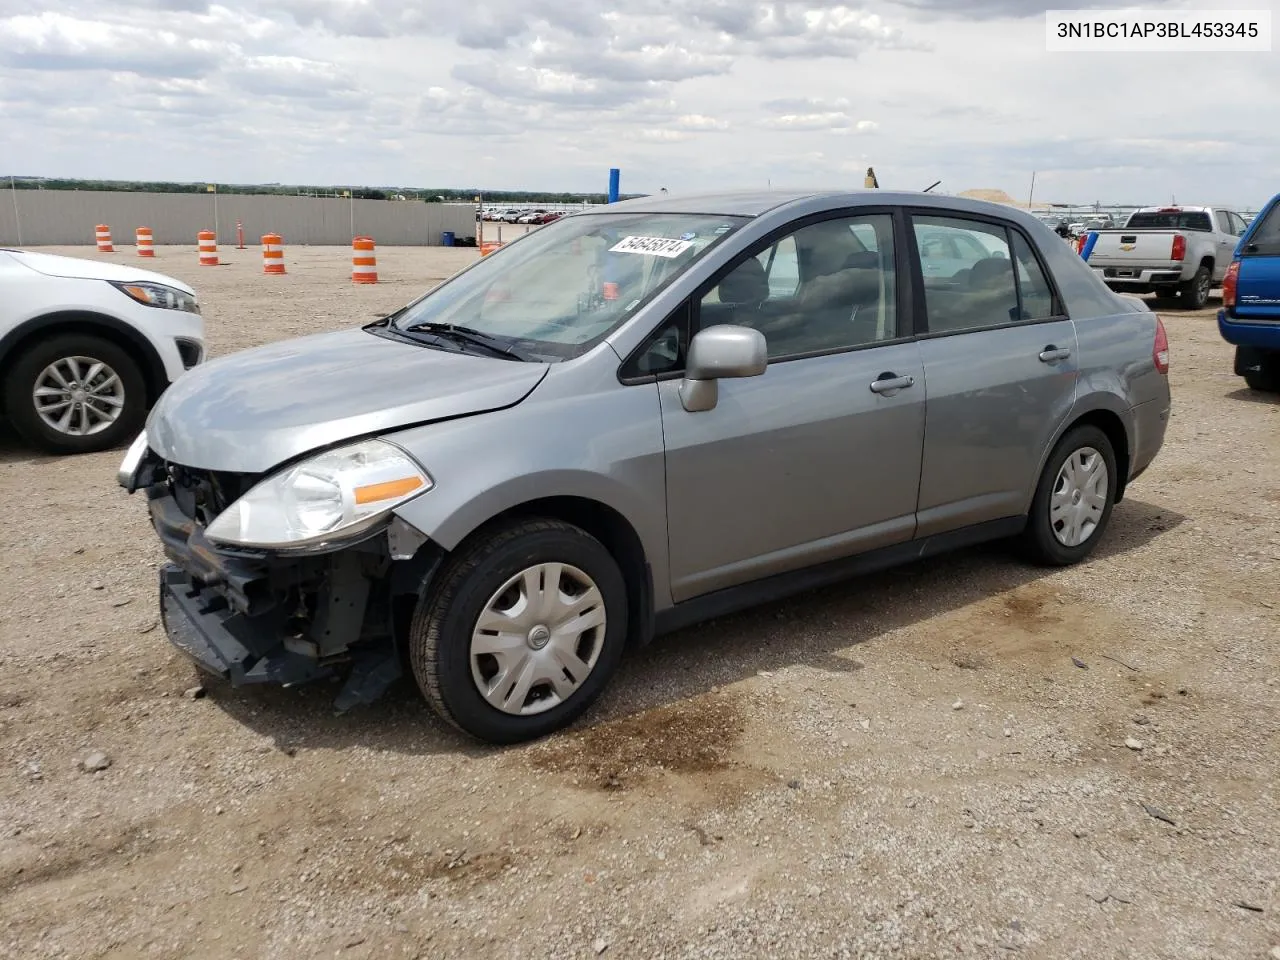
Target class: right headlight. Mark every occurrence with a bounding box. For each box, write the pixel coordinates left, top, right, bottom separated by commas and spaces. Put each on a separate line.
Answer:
110, 280, 200, 314
205, 439, 432, 552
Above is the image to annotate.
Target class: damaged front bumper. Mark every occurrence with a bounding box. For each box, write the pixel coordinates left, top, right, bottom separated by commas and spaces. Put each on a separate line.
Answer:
147, 486, 433, 711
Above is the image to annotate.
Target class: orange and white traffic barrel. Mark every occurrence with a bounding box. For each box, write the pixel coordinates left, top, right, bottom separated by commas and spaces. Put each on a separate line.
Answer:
480, 241, 503, 256
198, 230, 218, 266
95, 225, 114, 252
135, 227, 155, 257
261, 234, 285, 274
351, 236, 377, 283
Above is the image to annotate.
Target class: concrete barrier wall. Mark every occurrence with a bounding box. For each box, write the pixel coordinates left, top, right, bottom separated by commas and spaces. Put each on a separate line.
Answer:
0, 190, 479, 247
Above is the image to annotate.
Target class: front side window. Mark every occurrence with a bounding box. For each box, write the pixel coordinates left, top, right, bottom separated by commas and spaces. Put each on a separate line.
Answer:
390, 212, 746, 361
698, 214, 898, 360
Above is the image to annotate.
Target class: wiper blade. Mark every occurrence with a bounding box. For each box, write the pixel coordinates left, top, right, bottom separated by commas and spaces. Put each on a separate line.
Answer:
402, 322, 528, 360
404, 321, 499, 340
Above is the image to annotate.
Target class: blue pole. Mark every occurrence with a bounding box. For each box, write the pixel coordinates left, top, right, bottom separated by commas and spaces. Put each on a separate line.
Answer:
1081, 230, 1099, 261
608, 168, 620, 204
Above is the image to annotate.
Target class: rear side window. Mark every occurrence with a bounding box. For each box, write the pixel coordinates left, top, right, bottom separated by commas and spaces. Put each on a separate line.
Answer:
913, 217, 1018, 333
1125, 211, 1213, 231
1244, 204, 1280, 257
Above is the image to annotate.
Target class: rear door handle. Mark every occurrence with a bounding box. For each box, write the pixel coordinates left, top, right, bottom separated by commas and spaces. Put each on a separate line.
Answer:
1039, 346, 1071, 363
870, 373, 915, 394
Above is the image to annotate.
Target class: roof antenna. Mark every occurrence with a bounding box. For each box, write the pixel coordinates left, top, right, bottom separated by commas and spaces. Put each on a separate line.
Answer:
923, 180, 941, 193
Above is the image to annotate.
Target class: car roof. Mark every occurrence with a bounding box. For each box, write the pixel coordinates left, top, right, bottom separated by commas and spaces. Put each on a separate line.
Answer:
582, 188, 1051, 225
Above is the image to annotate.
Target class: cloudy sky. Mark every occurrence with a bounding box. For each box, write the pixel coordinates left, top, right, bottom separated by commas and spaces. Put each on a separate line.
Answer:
0, 0, 1275, 207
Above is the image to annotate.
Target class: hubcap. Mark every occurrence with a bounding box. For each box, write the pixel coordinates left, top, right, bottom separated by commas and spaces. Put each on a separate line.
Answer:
470, 562, 606, 716
32, 356, 125, 437
1050, 446, 1109, 547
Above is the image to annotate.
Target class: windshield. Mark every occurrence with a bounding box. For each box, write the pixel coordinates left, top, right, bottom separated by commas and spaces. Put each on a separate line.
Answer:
392, 212, 747, 361
1125, 211, 1213, 231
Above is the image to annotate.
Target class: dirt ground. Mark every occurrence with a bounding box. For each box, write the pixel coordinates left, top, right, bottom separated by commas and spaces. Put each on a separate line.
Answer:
1, 243, 1277, 960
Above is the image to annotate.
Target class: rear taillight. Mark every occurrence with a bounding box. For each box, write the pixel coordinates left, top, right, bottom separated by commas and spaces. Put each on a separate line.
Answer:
1171, 235, 1186, 260
1153, 316, 1170, 374
1222, 260, 1240, 308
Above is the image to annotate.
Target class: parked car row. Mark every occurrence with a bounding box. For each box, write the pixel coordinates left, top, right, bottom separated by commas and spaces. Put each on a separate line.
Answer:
479, 208, 567, 225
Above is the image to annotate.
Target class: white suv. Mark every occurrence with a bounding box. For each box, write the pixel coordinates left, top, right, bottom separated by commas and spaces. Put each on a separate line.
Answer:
0, 249, 206, 454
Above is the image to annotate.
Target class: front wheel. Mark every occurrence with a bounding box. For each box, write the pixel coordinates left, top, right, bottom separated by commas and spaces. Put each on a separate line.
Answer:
1019, 425, 1118, 566
2, 334, 148, 454
408, 518, 629, 744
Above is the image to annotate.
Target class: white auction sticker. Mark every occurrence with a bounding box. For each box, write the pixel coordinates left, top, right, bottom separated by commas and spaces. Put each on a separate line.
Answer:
609, 235, 694, 258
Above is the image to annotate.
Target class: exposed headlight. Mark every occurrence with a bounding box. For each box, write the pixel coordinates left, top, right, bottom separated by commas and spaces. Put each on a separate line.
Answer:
204, 439, 432, 552
117, 430, 150, 491
110, 281, 200, 314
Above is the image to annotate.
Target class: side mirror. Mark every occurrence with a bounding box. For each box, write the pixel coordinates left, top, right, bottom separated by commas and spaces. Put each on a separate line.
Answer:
679, 324, 768, 412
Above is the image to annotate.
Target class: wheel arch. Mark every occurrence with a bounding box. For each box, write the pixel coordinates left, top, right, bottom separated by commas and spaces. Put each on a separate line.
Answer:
398, 494, 656, 649
1058, 405, 1133, 503
0, 311, 169, 410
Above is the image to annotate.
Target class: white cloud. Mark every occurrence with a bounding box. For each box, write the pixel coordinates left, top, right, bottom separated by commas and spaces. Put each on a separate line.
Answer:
0, 0, 1273, 207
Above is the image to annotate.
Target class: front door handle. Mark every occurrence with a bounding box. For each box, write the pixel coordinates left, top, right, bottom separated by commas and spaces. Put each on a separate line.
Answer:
870, 373, 915, 394
1039, 346, 1071, 363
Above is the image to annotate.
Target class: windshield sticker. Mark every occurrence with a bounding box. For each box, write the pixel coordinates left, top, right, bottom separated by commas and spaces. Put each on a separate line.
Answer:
679, 231, 696, 241
609, 235, 694, 258
713, 225, 732, 235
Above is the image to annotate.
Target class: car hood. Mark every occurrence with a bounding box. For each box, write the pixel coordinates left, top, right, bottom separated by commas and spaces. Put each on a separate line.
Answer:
6, 249, 196, 295
145, 327, 550, 472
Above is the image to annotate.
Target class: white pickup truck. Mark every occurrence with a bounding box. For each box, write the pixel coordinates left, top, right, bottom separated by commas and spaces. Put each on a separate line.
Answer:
1085, 205, 1250, 309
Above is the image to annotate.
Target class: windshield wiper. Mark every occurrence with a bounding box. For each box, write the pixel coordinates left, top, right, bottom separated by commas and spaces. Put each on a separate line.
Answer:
402, 321, 529, 360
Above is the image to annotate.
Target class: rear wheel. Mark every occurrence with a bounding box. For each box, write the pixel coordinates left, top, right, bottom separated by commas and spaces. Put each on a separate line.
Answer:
1178, 265, 1212, 309
3, 334, 147, 454
408, 518, 628, 744
1019, 425, 1118, 566
1244, 369, 1280, 392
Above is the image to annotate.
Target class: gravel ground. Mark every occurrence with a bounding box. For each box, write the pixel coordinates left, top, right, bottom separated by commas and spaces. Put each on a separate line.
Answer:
1, 244, 1278, 960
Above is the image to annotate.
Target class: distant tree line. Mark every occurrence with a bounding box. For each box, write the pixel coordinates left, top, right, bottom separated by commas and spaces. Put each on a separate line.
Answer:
1, 177, 643, 204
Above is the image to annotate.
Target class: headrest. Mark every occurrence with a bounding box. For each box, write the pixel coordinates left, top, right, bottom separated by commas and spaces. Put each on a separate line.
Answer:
718, 255, 770, 306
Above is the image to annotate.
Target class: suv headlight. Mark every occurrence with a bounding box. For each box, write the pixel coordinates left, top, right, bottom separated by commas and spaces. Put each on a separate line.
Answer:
205, 439, 432, 552
110, 281, 200, 314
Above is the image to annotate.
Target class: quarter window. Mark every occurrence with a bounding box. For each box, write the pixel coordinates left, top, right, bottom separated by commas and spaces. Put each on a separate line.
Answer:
1011, 232, 1057, 320
698, 214, 898, 360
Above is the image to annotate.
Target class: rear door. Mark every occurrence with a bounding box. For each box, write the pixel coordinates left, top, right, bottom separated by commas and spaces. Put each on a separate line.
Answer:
908, 213, 1078, 537
1233, 200, 1280, 320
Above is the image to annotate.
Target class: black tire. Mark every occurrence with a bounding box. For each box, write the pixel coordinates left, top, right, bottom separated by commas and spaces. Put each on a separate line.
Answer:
1178, 265, 1212, 309
2, 333, 148, 455
408, 518, 628, 744
1243, 369, 1280, 392
1019, 424, 1118, 567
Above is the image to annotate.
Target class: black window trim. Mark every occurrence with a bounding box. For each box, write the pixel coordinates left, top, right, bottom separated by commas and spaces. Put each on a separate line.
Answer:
618, 205, 916, 383
902, 207, 1070, 340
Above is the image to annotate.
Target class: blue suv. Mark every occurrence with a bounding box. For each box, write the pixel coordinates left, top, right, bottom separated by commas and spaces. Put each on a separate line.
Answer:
1219, 194, 1280, 392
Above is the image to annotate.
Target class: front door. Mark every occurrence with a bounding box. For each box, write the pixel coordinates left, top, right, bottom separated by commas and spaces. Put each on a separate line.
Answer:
908, 213, 1079, 536
658, 211, 926, 602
